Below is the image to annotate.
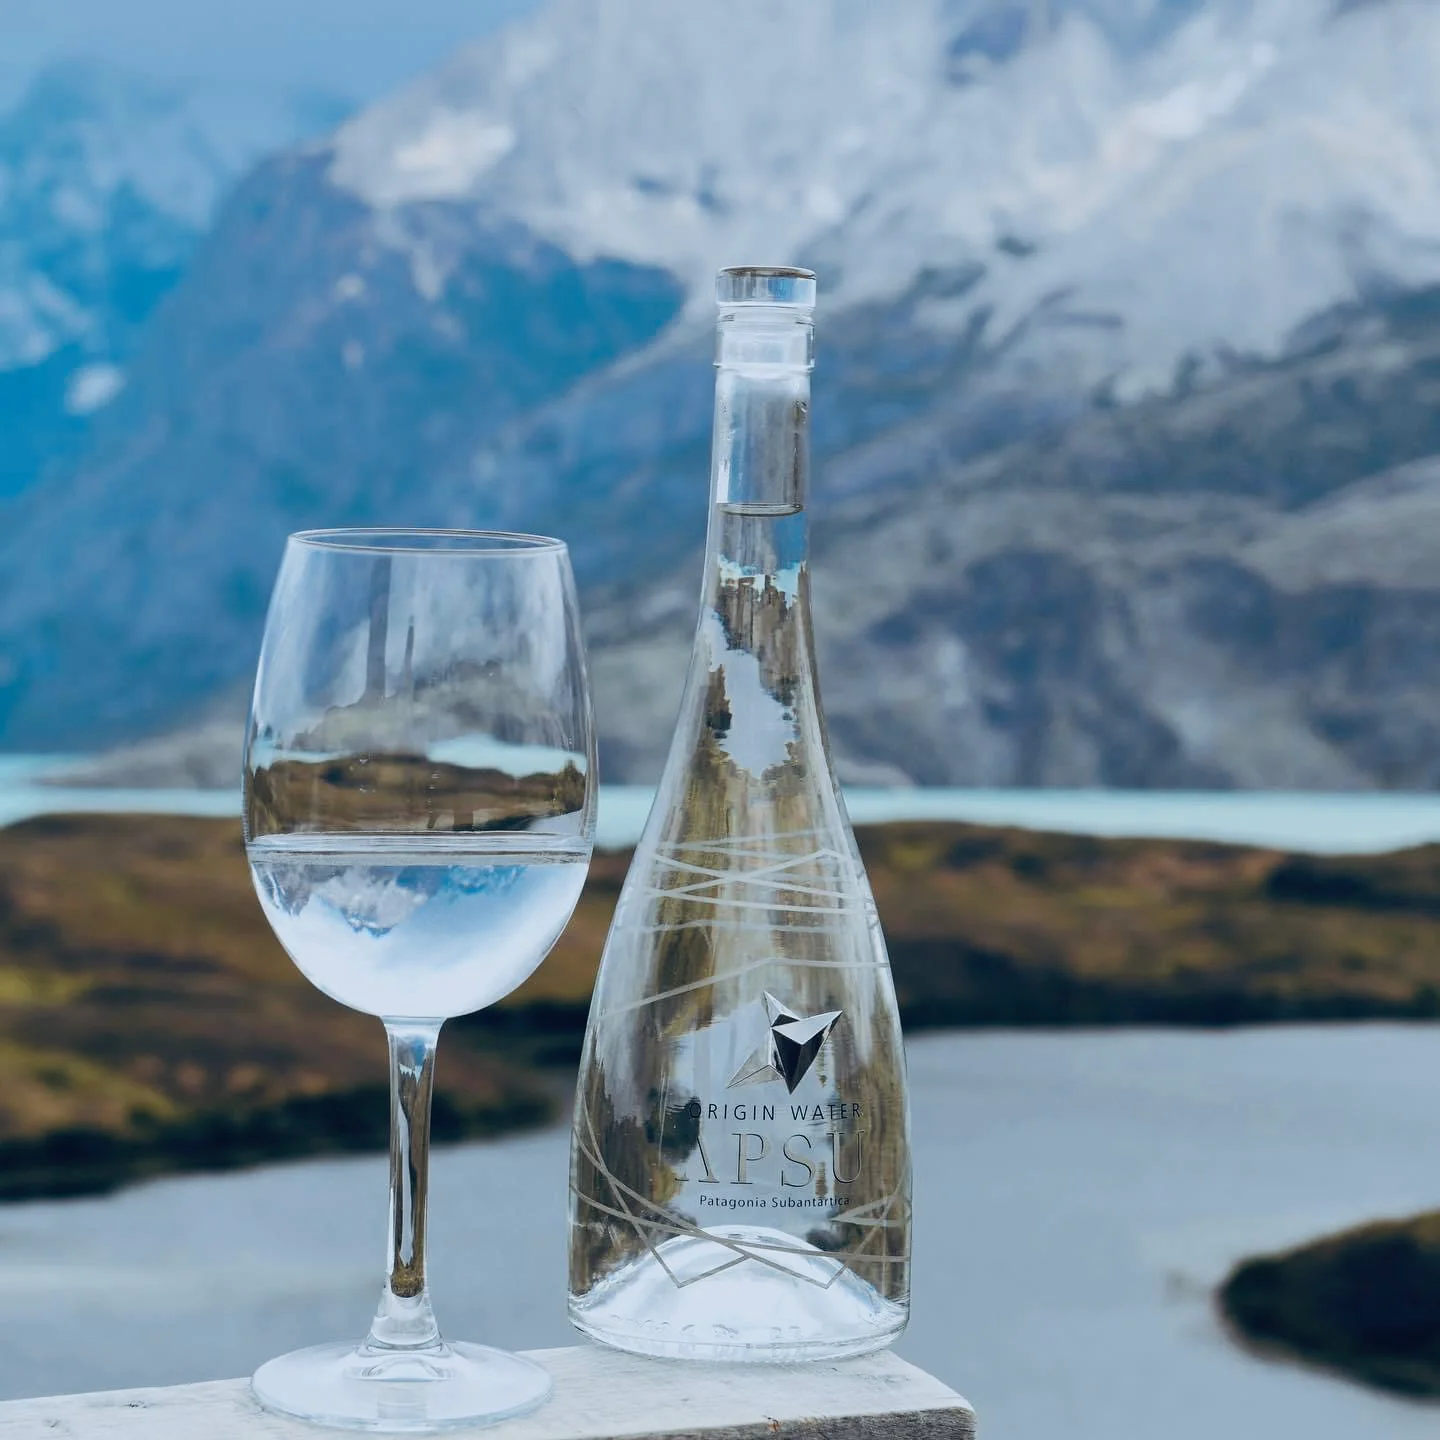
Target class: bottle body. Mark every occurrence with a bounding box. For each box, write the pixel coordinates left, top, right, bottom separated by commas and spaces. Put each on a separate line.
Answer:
567, 269, 911, 1362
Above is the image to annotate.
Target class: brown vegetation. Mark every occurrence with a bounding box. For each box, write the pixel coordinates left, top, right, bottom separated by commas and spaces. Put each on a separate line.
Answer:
3, 812, 1439, 1200
0, 813, 552, 1200
860, 823, 1440, 1026
246, 755, 587, 835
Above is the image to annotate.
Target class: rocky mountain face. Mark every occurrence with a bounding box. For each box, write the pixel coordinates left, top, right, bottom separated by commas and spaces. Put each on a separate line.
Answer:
589, 285, 1440, 787
817, 298, 1440, 789
2, 0, 1439, 787
0, 62, 349, 498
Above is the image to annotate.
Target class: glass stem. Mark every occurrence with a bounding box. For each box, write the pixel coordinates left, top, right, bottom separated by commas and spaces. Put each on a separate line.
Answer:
366, 1019, 444, 1352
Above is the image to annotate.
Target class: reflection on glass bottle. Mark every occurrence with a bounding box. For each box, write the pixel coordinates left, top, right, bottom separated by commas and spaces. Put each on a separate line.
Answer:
567, 267, 911, 1362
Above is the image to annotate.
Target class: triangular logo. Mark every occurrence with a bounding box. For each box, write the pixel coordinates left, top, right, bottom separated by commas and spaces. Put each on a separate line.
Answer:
726, 992, 843, 1093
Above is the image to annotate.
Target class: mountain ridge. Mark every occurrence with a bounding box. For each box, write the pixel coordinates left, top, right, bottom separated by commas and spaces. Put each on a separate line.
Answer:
3, 0, 1440, 786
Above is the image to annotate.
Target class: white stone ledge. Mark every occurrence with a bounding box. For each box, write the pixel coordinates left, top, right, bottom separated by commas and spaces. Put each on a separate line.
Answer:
0, 1344, 976, 1438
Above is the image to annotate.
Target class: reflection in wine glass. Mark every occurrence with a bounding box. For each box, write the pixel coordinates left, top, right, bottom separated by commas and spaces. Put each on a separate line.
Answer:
243, 529, 595, 1432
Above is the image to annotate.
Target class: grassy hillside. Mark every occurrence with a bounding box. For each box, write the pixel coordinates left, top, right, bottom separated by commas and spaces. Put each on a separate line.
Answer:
3, 811, 1439, 1199
860, 823, 1440, 1026
0, 814, 553, 1200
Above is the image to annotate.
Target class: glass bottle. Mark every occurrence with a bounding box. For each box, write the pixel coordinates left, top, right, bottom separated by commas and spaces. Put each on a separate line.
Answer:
567, 266, 911, 1362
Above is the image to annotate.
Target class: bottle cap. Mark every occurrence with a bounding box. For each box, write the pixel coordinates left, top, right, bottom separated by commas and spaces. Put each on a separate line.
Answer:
716, 267, 817, 310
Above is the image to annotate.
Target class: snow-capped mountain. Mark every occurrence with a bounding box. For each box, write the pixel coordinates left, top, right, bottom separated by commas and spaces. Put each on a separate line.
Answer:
2, 0, 1439, 786
0, 61, 349, 494
329, 0, 1440, 393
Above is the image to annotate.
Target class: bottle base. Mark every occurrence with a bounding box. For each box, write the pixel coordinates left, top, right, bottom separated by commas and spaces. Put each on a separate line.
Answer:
569, 1224, 907, 1364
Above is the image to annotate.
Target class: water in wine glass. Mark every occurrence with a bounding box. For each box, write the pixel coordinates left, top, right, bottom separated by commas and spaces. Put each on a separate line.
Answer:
249, 832, 590, 1019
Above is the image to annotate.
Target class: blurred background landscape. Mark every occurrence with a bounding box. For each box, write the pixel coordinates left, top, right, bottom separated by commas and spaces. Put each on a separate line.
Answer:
2, 1, 1440, 1436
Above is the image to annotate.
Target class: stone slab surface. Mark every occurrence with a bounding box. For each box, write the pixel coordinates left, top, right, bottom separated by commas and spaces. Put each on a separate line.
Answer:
0, 1344, 976, 1438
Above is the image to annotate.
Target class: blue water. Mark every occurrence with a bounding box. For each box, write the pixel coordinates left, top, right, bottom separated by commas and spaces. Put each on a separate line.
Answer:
0, 756, 239, 831
2, 758, 1438, 855
4, 1027, 1439, 1440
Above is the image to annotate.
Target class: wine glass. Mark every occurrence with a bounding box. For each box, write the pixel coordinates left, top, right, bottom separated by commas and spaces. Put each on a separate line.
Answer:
242, 529, 596, 1432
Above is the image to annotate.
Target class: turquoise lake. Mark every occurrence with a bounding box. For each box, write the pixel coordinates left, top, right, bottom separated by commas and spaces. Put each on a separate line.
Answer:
3, 756, 1439, 854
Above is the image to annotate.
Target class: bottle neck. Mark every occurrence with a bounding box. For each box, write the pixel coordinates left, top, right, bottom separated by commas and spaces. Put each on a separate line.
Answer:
690, 327, 821, 780
710, 304, 812, 515
705, 306, 814, 582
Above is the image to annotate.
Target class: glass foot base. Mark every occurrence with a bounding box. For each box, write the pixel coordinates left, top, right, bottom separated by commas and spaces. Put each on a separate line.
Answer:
252, 1340, 553, 1433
